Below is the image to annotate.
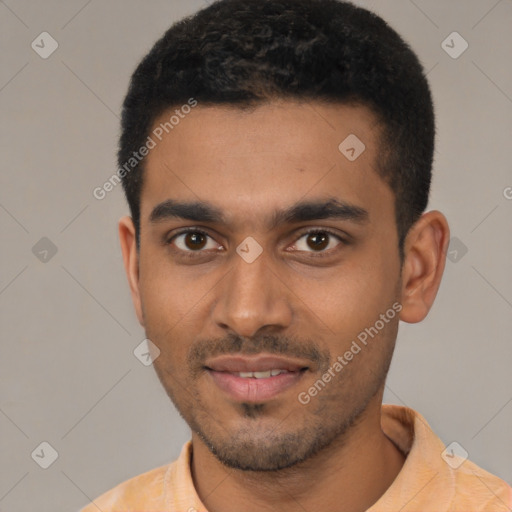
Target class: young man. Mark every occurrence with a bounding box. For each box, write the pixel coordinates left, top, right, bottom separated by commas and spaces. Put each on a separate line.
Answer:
82, 0, 512, 510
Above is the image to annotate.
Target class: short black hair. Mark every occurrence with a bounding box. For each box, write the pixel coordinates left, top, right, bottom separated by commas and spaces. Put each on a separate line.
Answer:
119, 0, 434, 257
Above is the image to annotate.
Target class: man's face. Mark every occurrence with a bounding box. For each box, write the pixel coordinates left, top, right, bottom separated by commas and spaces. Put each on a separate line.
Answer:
133, 101, 403, 470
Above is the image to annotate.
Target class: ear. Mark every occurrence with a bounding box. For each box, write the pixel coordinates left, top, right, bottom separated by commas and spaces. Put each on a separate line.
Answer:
119, 216, 144, 326
399, 210, 450, 323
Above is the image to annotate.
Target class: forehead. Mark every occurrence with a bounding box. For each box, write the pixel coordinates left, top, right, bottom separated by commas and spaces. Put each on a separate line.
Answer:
140, 100, 393, 228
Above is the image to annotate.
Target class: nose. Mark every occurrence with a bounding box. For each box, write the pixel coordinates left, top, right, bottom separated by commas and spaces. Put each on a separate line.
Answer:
211, 250, 293, 338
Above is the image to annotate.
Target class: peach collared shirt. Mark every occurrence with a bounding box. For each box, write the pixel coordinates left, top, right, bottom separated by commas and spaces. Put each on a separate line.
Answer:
80, 405, 512, 511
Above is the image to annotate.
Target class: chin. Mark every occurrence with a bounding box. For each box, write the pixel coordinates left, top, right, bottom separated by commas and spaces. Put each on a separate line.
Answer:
194, 418, 347, 472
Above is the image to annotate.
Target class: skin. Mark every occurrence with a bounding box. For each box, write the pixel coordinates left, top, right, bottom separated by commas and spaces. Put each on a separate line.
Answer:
119, 100, 450, 512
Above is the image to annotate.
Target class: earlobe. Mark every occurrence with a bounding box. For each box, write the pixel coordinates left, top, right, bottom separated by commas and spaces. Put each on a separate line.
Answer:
399, 210, 450, 324
118, 216, 145, 326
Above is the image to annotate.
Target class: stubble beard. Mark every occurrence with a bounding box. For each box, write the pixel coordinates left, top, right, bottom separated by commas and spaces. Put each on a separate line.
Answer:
151, 317, 398, 472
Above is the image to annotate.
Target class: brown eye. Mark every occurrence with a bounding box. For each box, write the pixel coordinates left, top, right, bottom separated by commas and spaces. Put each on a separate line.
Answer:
171, 230, 218, 252
184, 232, 207, 250
306, 232, 329, 251
293, 230, 343, 254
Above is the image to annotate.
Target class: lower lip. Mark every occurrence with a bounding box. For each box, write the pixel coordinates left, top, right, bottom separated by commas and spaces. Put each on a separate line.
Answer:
207, 370, 305, 402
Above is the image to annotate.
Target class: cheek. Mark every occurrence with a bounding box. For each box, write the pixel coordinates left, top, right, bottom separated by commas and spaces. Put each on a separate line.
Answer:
138, 254, 206, 327
306, 256, 400, 345
137, 272, 191, 364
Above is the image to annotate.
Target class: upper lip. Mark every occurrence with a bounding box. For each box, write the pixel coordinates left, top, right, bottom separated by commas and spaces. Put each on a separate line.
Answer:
204, 354, 309, 373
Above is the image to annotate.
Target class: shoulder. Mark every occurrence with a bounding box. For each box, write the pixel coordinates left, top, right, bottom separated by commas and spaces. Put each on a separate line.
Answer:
79, 463, 171, 512
380, 405, 512, 510
450, 457, 512, 510
79, 441, 197, 512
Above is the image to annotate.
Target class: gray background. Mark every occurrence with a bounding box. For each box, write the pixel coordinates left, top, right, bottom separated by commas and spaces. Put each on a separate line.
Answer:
1, 1, 511, 511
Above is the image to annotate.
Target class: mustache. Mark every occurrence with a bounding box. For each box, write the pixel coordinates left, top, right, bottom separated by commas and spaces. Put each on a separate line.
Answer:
187, 332, 330, 372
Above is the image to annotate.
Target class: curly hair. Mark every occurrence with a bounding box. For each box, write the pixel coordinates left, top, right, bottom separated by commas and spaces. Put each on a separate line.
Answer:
118, 0, 434, 255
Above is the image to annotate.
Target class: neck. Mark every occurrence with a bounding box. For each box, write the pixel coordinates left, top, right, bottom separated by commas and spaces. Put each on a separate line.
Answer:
190, 398, 405, 512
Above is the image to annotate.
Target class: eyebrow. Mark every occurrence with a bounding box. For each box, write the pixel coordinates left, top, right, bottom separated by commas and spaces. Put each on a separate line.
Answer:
149, 198, 369, 229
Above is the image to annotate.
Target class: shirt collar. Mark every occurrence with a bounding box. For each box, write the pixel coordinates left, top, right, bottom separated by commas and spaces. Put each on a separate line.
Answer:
164, 404, 455, 512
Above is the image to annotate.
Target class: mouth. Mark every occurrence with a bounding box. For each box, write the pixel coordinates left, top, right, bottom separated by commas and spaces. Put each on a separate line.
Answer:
204, 354, 310, 402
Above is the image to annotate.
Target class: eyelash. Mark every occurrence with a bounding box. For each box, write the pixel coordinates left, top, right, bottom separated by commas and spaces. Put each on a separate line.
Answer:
165, 227, 348, 259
